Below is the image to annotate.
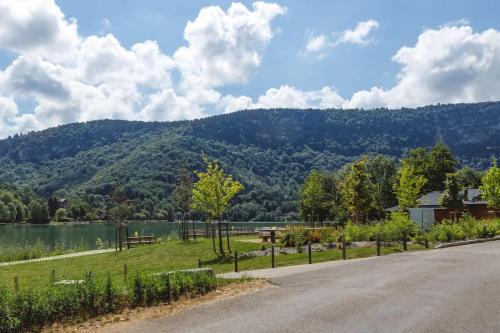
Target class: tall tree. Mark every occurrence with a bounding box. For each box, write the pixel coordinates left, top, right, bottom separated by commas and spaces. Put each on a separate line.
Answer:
480, 159, 500, 210
28, 200, 49, 224
403, 142, 457, 193
426, 141, 457, 191
455, 166, 483, 189
339, 158, 374, 224
394, 160, 427, 212
364, 155, 398, 217
299, 170, 325, 224
192, 158, 243, 257
173, 165, 193, 241
440, 173, 465, 221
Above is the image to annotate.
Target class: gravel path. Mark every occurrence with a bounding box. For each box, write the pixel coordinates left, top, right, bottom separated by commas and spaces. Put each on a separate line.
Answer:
0, 248, 115, 267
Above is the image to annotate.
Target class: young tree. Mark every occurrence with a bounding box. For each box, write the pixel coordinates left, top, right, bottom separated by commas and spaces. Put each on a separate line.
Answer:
299, 170, 325, 225
192, 158, 243, 258
394, 160, 427, 212
339, 159, 374, 224
480, 159, 500, 210
364, 155, 398, 217
173, 165, 193, 241
108, 186, 131, 251
440, 173, 465, 221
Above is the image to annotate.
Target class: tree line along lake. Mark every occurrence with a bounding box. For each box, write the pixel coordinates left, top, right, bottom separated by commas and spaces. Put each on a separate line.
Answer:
0, 221, 302, 250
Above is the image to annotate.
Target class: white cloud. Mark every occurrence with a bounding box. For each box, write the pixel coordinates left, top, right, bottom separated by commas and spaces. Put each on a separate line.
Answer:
0, 0, 79, 63
303, 19, 379, 57
344, 25, 500, 108
218, 85, 345, 113
335, 19, 379, 46
0, 1, 284, 137
174, 1, 285, 92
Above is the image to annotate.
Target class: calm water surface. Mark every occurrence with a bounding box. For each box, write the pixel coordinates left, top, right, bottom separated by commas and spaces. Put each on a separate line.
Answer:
0, 221, 302, 250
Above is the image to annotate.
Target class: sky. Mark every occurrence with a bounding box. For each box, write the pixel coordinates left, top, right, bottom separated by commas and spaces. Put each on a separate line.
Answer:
1, 0, 500, 138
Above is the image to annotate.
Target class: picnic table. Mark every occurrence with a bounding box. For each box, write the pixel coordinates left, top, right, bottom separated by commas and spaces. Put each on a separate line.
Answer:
257, 227, 286, 243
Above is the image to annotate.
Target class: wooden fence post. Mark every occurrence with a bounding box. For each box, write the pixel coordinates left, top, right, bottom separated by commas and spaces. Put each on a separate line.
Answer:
198, 258, 202, 268
234, 251, 238, 273
51, 270, 56, 284
342, 236, 347, 260
425, 238, 429, 249
403, 231, 408, 251
14, 276, 19, 292
308, 241, 312, 264
376, 234, 381, 256
271, 246, 275, 268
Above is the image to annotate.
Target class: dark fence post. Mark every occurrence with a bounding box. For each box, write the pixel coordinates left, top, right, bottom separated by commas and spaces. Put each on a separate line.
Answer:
123, 264, 128, 281
198, 258, 202, 268
342, 236, 347, 260
51, 270, 56, 284
425, 238, 429, 249
376, 234, 381, 256
14, 276, 19, 292
403, 231, 408, 251
234, 251, 238, 272
271, 246, 275, 268
308, 241, 312, 264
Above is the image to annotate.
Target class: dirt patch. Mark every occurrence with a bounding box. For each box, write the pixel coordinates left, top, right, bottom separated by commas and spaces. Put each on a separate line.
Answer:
43, 279, 268, 333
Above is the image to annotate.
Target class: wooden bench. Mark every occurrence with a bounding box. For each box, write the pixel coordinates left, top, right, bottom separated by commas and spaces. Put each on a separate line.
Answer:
127, 235, 157, 248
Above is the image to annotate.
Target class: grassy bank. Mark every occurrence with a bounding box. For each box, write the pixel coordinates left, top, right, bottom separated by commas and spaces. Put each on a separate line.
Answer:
0, 236, 426, 290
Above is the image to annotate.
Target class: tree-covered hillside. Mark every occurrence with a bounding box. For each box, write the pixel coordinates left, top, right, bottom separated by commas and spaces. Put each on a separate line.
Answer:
0, 102, 498, 221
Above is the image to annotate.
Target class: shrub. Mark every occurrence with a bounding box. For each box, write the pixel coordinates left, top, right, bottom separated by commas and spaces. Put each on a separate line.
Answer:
0, 269, 217, 332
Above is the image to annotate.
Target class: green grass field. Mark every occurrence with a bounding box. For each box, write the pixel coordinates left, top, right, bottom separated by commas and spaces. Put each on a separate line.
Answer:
0, 237, 427, 289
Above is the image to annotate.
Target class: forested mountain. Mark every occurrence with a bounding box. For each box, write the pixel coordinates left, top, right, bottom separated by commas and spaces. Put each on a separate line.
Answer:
0, 102, 499, 221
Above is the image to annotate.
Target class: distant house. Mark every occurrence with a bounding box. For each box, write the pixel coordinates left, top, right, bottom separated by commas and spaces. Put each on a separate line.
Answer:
409, 189, 498, 229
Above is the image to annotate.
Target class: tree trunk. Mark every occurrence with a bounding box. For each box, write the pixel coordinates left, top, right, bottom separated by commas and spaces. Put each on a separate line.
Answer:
225, 222, 231, 253
210, 222, 218, 256
218, 219, 225, 258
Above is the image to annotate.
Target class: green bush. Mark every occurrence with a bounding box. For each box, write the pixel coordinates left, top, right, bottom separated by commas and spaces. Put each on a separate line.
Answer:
0, 270, 217, 332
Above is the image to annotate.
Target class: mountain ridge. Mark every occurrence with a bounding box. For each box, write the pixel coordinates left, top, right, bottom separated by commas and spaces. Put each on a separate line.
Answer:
0, 102, 498, 220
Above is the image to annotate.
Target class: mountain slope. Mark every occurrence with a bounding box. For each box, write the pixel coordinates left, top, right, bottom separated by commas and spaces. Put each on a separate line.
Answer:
0, 102, 498, 220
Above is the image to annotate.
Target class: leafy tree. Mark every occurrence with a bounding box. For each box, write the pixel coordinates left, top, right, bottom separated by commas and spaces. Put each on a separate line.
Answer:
55, 208, 67, 222
440, 174, 465, 221
455, 166, 482, 189
394, 160, 427, 212
192, 158, 243, 257
28, 200, 49, 224
47, 197, 59, 218
426, 141, 457, 191
404, 142, 457, 193
299, 170, 325, 224
364, 155, 398, 217
339, 158, 374, 224
173, 165, 193, 241
480, 159, 500, 210
0, 202, 11, 223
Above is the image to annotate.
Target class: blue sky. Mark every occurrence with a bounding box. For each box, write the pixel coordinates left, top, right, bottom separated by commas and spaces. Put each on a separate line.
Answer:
1, 0, 500, 137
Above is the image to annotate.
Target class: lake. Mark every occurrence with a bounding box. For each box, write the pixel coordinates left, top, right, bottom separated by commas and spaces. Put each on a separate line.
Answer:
0, 221, 303, 250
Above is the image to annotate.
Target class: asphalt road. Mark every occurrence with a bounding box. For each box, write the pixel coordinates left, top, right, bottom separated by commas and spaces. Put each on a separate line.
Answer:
105, 241, 500, 333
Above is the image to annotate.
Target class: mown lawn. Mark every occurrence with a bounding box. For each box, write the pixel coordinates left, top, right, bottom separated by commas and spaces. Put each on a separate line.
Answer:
0, 237, 427, 289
